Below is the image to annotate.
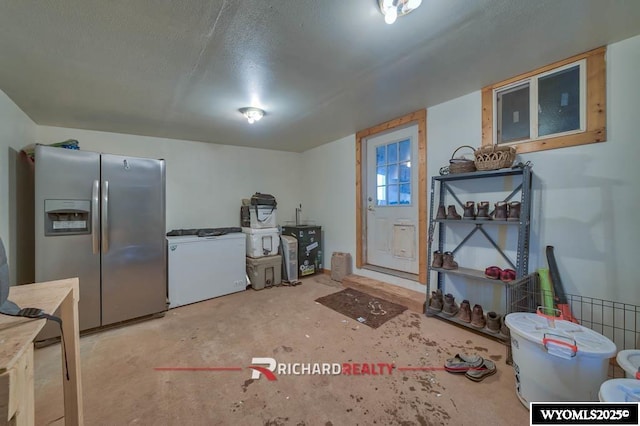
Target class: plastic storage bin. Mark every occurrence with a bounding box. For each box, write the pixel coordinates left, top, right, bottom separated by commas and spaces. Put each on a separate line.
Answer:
599, 379, 640, 402
246, 255, 282, 290
505, 312, 617, 407
249, 205, 277, 228
616, 350, 640, 379
330, 252, 352, 282
242, 227, 280, 258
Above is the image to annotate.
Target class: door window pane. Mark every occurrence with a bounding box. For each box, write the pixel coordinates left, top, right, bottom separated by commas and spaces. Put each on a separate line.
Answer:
376, 166, 386, 186
498, 83, 530, 144
399, 162, 410, 183
387, 185, 399, 205
376, 186, 386, 206
388, 164, 399, 184
538, 65, 580, 136
399, 139, 411, 162
376, 145, 386, 165
387, 142, 398, 163
399, 184, 411, 204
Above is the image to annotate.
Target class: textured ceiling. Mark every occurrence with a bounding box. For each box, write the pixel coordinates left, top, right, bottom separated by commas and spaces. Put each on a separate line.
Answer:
1, 0, 640, 152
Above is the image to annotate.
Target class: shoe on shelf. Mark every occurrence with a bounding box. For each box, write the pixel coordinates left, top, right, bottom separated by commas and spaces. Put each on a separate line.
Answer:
442, 293, 459, 316
457, 300, 472, 323
486, 311, 501, 333
435, 205, 447, 220
508, 201, 521, 221
500, 268, 516, 282
471, 304, 486, 328
476, 201, 490, 220
484, 266, 502, 280
463, 201, 475, 220
446, 205, 462, 220
442, 252, 458, 270
432, 250, 443, 268
429, 289, 444, 312
493, 201, 508, 220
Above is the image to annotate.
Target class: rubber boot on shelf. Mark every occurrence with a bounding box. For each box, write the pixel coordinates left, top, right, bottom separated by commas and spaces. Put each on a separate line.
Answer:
442, 251, 458, 270
432, 250, 444, 268
456, 300, 472, 323
493, 201, 508, 220
508, 201, 521, 221
463, 201, 475, 220
471, 304, 486, 328
435, 205, 447, 220
446, 205, 461, 220
442, 293, 459, 316
476, 201, 490, 220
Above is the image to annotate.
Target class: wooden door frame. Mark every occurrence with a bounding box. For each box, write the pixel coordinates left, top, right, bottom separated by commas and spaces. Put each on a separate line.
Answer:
355, 109, 427, 284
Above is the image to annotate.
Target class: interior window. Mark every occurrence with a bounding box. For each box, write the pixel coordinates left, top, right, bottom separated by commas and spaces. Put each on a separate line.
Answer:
376, 139, 412, 206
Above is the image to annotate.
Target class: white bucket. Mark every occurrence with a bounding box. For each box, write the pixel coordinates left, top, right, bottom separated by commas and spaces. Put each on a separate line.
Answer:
616, 350, 640, 379
505, 312, 617, 407
599, 379, 640, 402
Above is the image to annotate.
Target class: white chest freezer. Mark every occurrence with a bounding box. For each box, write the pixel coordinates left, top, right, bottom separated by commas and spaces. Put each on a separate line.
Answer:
167, 233, 246, 308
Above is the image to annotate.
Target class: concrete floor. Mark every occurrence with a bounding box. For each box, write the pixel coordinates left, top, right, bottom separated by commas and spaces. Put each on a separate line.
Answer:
34, 275, 529, 425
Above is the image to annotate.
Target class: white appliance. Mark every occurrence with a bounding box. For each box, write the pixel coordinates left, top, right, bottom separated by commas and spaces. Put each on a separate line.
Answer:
242, 227, 280, 258
280, 235, 298, 282
167, 233, 246, 308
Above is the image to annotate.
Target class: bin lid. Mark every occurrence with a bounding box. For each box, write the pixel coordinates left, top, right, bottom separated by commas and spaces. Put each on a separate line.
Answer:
505, 312, 617, 358
599, 379, 640, 402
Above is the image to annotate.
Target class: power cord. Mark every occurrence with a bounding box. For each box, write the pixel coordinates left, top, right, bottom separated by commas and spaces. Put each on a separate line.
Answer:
14, 307, 70, 381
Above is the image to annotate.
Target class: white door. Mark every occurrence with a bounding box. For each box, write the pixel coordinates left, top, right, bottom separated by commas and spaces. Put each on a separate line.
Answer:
365, 125, 419, 274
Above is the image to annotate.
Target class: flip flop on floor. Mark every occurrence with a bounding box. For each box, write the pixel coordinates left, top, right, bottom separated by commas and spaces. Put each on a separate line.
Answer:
444, 353, 483, 373
465, 359, 497, 382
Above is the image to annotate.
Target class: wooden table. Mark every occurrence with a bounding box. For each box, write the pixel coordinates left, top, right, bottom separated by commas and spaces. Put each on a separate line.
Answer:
0, 278, 83, 425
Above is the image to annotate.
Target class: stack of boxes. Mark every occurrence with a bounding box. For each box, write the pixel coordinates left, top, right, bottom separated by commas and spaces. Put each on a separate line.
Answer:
242, 196, 282, 290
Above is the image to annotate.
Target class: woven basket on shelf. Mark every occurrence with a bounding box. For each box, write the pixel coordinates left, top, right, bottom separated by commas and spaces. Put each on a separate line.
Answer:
474, 145, 516, 171
448, 145, 477, 174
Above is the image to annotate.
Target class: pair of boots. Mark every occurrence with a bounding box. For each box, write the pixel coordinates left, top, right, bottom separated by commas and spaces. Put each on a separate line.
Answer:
462, 201, 490, 220
456, 301, 502, 332
432, 251, 458, 270
493, 201, 521, 221
456, 301, 486, 328
435, 205, 462, 220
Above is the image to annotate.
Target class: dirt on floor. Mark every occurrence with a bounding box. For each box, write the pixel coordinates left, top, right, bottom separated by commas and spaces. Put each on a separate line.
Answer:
34, 274, 528, 425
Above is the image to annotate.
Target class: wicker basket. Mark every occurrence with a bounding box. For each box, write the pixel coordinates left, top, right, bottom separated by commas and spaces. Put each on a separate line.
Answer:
448, 145, 477, 174
474, 145, 516, 171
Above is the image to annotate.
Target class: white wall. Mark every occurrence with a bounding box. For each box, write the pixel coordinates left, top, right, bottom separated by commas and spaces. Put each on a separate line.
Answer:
303, 34, 640, 304
0, 90, 36, 284
36, 127, 303, 233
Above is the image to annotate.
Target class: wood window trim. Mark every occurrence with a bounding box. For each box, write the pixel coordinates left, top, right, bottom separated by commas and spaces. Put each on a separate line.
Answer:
482, 46, 606, 154
355, 109, 427, 285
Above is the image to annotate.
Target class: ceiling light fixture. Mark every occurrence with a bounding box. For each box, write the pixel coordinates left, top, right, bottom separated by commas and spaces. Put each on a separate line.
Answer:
378, 0, 422, 25
239, 107, 265, 124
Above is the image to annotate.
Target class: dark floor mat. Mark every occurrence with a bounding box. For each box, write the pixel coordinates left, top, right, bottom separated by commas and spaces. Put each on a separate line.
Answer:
315, 288, 407, 329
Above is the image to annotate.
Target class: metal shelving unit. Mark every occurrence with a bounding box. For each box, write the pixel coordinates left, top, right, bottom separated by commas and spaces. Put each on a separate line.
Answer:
426, 165, 533, 341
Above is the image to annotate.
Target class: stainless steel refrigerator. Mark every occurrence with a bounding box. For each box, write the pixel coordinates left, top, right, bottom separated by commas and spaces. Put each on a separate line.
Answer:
21, 145, 167, 336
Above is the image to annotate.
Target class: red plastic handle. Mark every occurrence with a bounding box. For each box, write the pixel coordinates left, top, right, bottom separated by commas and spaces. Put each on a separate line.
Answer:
543, 337, 578, 356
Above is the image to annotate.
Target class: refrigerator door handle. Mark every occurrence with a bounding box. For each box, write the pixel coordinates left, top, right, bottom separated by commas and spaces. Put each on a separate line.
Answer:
92, 179, 100, 254
102, 180, 109, 253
